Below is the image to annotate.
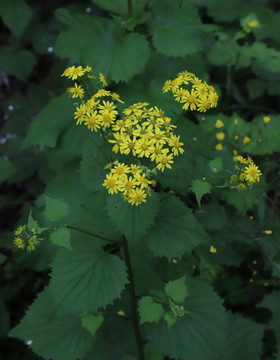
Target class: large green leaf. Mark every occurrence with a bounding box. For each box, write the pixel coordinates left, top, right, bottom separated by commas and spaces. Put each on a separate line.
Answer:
50, 227, 72, 251
9, 288, 92, 360
0, 0, 31, 38
106, 192, 160, 242
144, 195, 210, 259
151, 0, 216, 57
145, 277, 226, 360
22, 93, 73, 148
50, 236, 128, 312
225, 312, 264, 360
164, 276, 188, 304
81, 19, 150, 82
0, 48, 36, 81
258, 291, 280, 341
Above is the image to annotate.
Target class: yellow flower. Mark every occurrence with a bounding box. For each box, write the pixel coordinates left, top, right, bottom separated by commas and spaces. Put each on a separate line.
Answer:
61, 66, 85, 80
182, 89, 199, 111
168, 135, 184, 156
84, 111, 102, 132
263, 116, 271, 124
215, 119, 224, 128
242, 136, 251, 145
74, 104, 88, 125
102, 174, 121, 194
14, 225, 26, 236
156, 152, 174, 171
243, 163, 262, 183
264, 230, 272, 235
210, 246, 217, 253
67, 83, 84, 98
236, 183, 247, 191
99, 72, 108, 87
14, 237, 25, 249
215, 143, 223, 151
111, 163, 130, 179
127, 188, 147, 206
216, 132, 225, 141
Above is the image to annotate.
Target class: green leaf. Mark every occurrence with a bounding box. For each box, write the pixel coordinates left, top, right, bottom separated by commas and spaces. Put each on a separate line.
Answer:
208, 37, 239, 67
151, 0, 215, 57
226, 312, 264, 360
144, 195, 209, 259
43, 196, 69, 222
81, 19, 150, 82
0, 48, 36, 81
144, 342, 164, 360
138, 296, 164, 324
0, 158, 16, 181
27, 212, 39, 232
191, 179, 212, 207
50, 227, 72, 251
208, 157, 223, 173
0, 254, 7, 264
145, 277, 226, 360
258, 291, 280, 342
81, 314, 104, 337
80, 136, 113, 192
50, 236, 128, 312
9, 288, 92, 360
0, 0, 31, 38
22, 93, 73, 149
163, 312, 177, 328
106, 192, 160, 242
164, 276, 188, 303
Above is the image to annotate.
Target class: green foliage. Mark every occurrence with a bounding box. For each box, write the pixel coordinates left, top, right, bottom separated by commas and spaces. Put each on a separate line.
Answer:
138, 296, 164, 324
144, 195, 209, 259
2, 0, 280, 359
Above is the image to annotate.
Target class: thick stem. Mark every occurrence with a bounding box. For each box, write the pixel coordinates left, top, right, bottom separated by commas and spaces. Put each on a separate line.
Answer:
122, 236, 145, 360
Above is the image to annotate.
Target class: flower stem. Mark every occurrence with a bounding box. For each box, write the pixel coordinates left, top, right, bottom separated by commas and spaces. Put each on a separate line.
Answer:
122, 236, 145, 360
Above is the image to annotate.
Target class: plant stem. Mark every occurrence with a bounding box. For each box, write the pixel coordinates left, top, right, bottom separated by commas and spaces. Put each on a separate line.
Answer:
122, 236, 145, 360
66, 225, 118, 244
127, 0, 133, 18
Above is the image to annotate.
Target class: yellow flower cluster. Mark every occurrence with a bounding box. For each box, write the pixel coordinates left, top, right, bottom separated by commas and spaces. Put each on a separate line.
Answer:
61, 65, 92, 80
162, 71, 218, 112
13, 225, 39, 252
102, 162, 153, 206
230, 155, 262, 191
108, 102, 184, 172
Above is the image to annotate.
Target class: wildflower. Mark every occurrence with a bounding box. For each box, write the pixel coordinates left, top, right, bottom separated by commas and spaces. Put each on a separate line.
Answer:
215, 119, 224, 128
243, 163, 262, 183
102, 174, 121, 194
215, 143, 223, 151
127, 188, 147, 206
14, 237, 25, 249
263, 116, 271, 124
99, 72, 108, 87
117, 310, 126, 316
14, 225, 26, 236
242, 136, 251, 145
74, 104, 88, 125
84, 111, 102, 132
168, 135, 184, 156
61, 66, 85, 80
108, 132, 124, 153
118, 176, 137, 194
236, 183, 247, 191
216, 132, 225, 141
156, 152, 174, 171
264, 230, 272, 235
210, 246, 217, 253
111, 92, 124, 103
111, 163, 130, 178
182, 89, 199, 110
98, 110, 116, 127
67, 83, 84, 98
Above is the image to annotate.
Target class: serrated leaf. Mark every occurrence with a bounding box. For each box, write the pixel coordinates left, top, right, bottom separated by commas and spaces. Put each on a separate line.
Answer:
0, 0, 31, 38
81, 314, 104, 337
50, 227, 72, 251
43, 196, 69, 222
226, 312, 264, 360
164, 276, 188, 303
191, 179, 212, 207
0, 158, 16, 181
9, 288, 92, 360
50, 236, 128, 312
0, 48, 36, 81
145, 277, 226, 360
106, 192, 160, 242
163, 312, 177, 328
138, 296, 164, 324
144, 195, 209, 259
81, 20, 150, 82
151, 0, 216, 57
22, 93, 73, 149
